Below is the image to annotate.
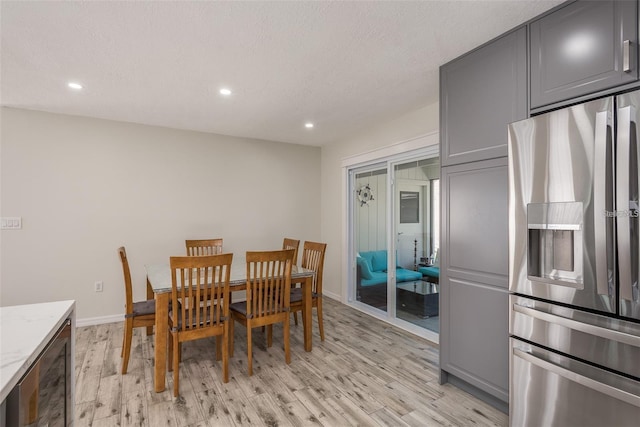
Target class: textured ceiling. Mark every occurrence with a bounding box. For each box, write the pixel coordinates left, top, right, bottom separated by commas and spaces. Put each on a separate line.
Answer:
1, 1, 563, 146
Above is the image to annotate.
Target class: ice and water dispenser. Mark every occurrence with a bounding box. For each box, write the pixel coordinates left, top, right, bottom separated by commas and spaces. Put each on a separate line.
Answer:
527, 202, 584, 288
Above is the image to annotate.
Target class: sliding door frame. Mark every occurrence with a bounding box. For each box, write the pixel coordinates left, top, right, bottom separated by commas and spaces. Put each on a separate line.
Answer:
342, 132, 439, 343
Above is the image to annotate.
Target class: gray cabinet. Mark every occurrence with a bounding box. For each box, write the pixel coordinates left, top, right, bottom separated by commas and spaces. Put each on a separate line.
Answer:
439, 23, 523, 408
444, 159, 508, 288
440, 27, 526, 167
530, 0, 638, 110
440, 158, 509, 405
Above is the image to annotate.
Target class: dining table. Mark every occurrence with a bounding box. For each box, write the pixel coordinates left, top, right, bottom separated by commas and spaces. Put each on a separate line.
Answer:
145, 258, 316, 393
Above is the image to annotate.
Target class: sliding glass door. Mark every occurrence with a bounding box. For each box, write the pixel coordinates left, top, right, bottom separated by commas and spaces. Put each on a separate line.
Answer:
394, 158, 440, 334
352, 164, 388, 311
349, 151, 440, 339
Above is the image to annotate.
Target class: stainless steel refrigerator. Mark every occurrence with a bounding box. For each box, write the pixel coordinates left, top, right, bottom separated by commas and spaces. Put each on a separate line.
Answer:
508, 91, 640, 426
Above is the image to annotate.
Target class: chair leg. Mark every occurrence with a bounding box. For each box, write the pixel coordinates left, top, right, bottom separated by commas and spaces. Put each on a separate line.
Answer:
247, 324, 253, 376
229, 318, 235, 357
121, 321, 126, 358
293, 311, 298, 325
146, 283, 154, 336
121, 318, 133, 374
267, 325, 273, 348
222, 325, 229, 383
215, 336, 222, 361
284, 317, 291, 365
168, 331, 173, 372
173, 335, 180, 397
317, 299, 325, 341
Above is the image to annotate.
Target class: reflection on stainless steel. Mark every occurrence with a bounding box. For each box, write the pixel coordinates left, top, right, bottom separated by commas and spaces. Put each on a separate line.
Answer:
617, 105, 634, 303
618, 94, 640, 320
508, 92, 640, 426
6, 321, 72, 426
593, 108, 615, 297
509, 96, 616, 314
511, 339, 640, 427
510, 296, 640, 379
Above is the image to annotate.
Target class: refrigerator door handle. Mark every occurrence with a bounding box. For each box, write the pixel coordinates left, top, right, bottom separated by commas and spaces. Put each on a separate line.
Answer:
594, 110, 613, 296
617, 105, 635, 302
513, 302, 640, 347
513, 348, 640, 408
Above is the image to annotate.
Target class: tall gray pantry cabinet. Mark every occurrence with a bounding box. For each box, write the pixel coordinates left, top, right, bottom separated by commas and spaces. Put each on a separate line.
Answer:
439, 26, 527, 409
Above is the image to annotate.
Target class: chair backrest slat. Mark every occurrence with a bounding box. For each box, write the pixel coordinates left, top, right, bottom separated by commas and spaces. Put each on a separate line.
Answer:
170, 254, 232, 331
185, 238, 224, 256
301, 241, 327, 294
118, 247, 134, 315
246, 249, 294, 318
282, 238, 300, 265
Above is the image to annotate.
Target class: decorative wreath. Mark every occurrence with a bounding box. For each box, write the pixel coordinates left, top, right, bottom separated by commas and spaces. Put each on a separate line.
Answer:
357, 184, 375, 206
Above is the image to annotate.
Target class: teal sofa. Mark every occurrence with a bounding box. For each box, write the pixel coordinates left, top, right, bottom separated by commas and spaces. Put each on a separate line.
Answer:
418, 266, 439, 283
417, 249, 439, 283
356, 250, 422, 287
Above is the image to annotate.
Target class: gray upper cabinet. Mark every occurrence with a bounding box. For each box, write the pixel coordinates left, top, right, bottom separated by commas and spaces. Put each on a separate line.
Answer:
440, 27, 527, 167
530, 0, 638, 110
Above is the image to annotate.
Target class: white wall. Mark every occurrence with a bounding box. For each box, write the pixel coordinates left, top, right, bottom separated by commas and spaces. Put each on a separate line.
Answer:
319, 102, 439, 300
0, 108, 321, 320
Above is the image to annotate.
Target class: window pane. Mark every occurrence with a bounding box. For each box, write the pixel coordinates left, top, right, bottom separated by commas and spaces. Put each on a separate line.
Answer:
395, 159, 439, 334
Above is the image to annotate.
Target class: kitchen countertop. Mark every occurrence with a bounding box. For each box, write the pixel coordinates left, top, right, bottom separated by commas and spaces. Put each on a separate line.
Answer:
0, 300, 75, 402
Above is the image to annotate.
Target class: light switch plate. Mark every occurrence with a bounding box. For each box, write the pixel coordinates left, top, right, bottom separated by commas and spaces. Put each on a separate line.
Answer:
1, 217, 22, 230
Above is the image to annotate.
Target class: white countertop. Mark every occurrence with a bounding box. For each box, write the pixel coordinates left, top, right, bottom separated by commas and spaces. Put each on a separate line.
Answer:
0, 300, 75, 402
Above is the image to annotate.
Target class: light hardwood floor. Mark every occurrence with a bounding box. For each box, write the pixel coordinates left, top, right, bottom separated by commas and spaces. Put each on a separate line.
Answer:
74, 298, 508, 426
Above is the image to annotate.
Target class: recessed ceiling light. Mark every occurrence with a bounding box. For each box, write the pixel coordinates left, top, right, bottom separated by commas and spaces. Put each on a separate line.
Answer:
67, 82, 83, 90
219, 88, 232, 96
305, 122, 314, 129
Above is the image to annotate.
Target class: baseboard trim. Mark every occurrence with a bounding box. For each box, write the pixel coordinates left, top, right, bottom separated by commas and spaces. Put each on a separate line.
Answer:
77, 292, 339, 328
322, 290, 341, 301
76, 314, 122, 327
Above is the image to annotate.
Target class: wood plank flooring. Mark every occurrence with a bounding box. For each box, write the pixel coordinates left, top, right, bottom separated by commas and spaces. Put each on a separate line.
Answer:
74, 298, 507, 426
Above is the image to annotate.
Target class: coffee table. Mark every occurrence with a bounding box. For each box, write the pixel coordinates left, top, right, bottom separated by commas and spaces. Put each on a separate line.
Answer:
396, 280, 439, 318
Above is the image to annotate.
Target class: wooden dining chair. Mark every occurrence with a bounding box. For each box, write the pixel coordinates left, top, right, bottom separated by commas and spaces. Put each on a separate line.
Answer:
118, 247, 156, 374
185, 238, 223, 256
186, 238, 225, 317
290, 241, 327, 341
168, 253, 233, 396
282, 238, 300, 265
229, 249, 295, 376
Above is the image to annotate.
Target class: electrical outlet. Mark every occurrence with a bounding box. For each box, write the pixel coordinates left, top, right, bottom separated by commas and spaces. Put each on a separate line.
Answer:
94, 281, 103, 292
1, 217, 22, 230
